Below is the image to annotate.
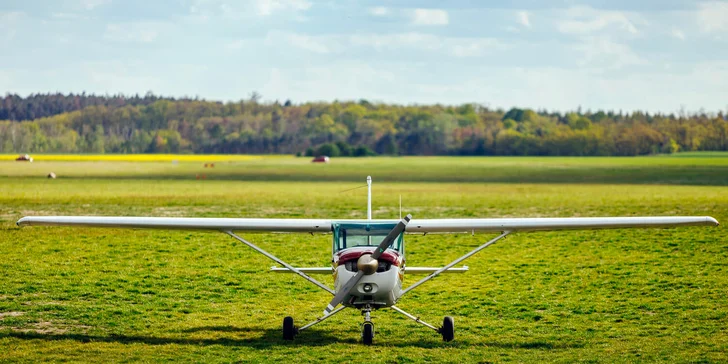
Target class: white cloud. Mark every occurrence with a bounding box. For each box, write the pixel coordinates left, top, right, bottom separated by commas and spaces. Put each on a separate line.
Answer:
267, 32, 330, 53
369, 7, 389, 17
349, 32, 506, 57
238, 61, 728, 112
350, 32, 441, 51
450, 39, 506, 57
573, 37, 647, 70
82, 61, 162, 93
0, 11, 22, 20
0, 70, 11, 89
258, 63, 398, 102
517, 11, 531, 28
672, 28, 686, 40
51, 12, 82, 20
255, 0, 312, 16
697, 1, 728, 33
186, 0, 311, 20
225, 39, 247, 50
410, 9, 449, 26
261, 31, 506, 58
558, 6, 639, 35
104, 23, 163, 43
80, 0, 111, 10
0, 11, 23, 41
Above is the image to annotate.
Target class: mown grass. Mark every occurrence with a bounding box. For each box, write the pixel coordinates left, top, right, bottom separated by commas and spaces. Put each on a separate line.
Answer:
2, 153, 728, 185
0, 157, 726, 362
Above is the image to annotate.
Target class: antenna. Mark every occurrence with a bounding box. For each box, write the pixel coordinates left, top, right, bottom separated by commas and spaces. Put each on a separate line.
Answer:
399, 194, 402, 219
366, 176, 372, 221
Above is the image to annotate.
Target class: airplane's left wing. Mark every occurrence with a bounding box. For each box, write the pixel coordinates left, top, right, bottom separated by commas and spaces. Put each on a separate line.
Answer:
16, 216, 333, 233
405, 216, 719, 233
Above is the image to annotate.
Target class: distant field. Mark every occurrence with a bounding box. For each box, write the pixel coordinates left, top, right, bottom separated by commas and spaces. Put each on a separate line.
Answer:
0, 154, 286, 162
2, 153, 728, 185
0, 157, 726, 362
662, 151, 728, 158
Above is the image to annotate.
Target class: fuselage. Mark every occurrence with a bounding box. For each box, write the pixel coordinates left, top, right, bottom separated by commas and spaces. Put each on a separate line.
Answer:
332, 246, 404, 308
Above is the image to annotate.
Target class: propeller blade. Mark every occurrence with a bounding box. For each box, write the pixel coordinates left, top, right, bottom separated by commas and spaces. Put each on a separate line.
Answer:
324, 271, 364, 315
323, 214, 411, 315
371, 214, 411, 260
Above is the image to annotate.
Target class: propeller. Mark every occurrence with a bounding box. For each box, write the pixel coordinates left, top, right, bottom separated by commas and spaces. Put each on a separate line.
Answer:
323, 214, 411, 315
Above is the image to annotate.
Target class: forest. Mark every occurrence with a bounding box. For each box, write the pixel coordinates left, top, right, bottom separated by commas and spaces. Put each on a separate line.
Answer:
1, 93, 726, 156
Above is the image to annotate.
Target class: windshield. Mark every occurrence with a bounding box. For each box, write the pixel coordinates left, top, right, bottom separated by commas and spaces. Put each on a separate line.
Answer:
333, 222, 404, 253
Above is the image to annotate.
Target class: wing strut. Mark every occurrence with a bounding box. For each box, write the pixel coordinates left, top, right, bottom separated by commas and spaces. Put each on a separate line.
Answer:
400, 230, 511, 296
225, 231, 335, 295
297, 305, 347, 332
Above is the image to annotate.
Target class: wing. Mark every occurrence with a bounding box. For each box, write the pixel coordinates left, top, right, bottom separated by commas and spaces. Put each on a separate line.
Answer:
16, 216, 718, 234
405, 216, 719, 233
16, 216, 333, 233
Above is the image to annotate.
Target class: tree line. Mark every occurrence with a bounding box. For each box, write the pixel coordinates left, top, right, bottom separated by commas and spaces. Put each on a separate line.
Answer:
1, 93, 726, 156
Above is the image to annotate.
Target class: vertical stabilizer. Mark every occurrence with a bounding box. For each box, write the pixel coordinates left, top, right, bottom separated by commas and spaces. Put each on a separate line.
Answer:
366, 176, 372, 221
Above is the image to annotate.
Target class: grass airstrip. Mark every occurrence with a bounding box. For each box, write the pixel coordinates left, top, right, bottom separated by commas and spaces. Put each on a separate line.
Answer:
0, 154, 726, 362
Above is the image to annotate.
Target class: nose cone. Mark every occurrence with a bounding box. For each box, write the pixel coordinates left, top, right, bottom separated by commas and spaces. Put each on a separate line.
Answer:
357, 254, 378, 275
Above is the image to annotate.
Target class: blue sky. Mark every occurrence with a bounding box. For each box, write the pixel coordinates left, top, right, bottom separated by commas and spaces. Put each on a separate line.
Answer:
1, 0, 727, 113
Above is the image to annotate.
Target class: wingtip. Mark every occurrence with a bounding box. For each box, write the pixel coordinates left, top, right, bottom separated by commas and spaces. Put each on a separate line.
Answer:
707, 216, 719, 226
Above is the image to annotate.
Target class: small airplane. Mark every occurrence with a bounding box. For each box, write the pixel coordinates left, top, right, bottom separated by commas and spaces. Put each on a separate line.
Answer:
17, 176, 719, 345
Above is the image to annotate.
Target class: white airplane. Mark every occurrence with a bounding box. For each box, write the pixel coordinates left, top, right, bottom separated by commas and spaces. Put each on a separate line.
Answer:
16, 176, 719, 345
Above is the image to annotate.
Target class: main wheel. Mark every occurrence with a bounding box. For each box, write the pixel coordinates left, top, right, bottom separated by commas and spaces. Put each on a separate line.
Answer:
283, 316, 296, 340
441, 316, 454, 342
362, 322, 374, 345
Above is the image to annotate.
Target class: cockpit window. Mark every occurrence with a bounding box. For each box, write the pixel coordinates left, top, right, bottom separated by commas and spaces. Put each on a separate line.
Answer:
332, 222, 404, 253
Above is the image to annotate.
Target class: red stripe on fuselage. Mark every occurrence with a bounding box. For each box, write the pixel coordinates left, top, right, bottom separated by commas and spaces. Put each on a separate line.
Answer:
335, 247, 401, 266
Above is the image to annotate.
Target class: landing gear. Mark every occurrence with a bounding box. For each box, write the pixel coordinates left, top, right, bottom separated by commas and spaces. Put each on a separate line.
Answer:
440, 316, 454, 342
361, 305, 374, 345
391, 305, 455, 342
283, 316, 297, 340
286, 306, 454, 344
362, 322, 374, 345
283, 305, 345, 340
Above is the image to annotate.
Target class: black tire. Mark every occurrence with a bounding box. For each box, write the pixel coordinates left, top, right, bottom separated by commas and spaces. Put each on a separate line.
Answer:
283, 316, 296, 340
441, 316, 454, 342
362, 322, 374, 345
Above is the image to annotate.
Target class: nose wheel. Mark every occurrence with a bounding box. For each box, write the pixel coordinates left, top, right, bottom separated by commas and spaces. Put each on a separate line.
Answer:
362, 322, 374, 345
361, 305, 375, 345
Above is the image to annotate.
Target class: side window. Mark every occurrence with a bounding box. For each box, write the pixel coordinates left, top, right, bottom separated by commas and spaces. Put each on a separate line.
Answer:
389, 234, 404, 252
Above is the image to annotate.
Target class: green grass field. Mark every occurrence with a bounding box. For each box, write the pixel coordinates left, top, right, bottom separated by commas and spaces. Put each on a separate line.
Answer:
1, 155, 726, 362
3, 153, 728, 185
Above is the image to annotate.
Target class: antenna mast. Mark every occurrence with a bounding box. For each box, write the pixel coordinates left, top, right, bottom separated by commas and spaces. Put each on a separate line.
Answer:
366, 176, 372, 221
